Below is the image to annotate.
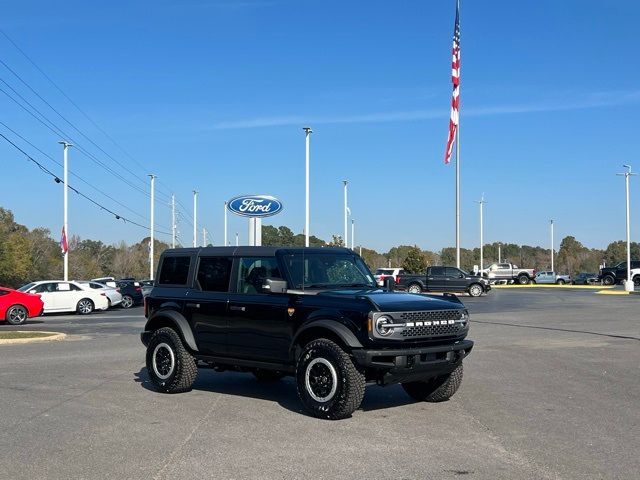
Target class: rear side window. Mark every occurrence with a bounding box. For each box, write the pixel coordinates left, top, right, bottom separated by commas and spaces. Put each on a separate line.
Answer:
159, 256, 191, 285
430, 267, 445, 276
197, 257, 232, 292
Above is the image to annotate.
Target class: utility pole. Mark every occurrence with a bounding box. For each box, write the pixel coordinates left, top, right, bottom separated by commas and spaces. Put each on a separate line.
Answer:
235, 232, 239, 246
224, 201, 228, 247
303, 127, 312, 247
498, 243, 502, 263
149, 174, 155, 280
58, 141, 72, 281
171, 194, 176, 249
617, 165, 637, 291
343, 180, 349, 247
476, 194, 485, 271
550, 220, 554, 272
193, 190, 198, 248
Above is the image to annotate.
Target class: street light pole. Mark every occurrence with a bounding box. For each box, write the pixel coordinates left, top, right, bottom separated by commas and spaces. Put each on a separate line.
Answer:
343, 180, 348, 247
617, 165, 637, 291
303, 127, 312, 247
224, 201, 228, 246
351, 219, 355, 250
149, 174, 155, 280
171, 194, 176, 249
193, 190, 198, 248
58, 141, 72, 281
550, 219, 554, 272
476, 194, 485, 271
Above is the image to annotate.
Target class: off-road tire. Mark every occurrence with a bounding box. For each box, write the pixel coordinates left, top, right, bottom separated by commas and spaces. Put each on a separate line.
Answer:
517, 275, 530, 285
76, 299, 94, 315
5, 305, 28, 325
296, 338, 365, 420
602, 275, 615, 286
253, 370, 286, 382
146, 327, 197, 393
468, 283, 483, 297
402, 364, 464, 402
407, 283, 422, 294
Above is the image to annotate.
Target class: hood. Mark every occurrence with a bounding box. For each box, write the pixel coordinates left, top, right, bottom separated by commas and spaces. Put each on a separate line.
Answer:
316, 289, 465, 312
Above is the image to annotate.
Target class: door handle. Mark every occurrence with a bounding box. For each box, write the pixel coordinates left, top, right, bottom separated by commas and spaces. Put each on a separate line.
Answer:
186, 303, 200, 309
230, 306, 246, 312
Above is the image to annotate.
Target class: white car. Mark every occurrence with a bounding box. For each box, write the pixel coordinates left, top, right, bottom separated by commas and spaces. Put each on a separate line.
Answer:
374, 268, 405, 287
17, 280, 109, 314
79, 281, 123, 307
631, 268, 640, 287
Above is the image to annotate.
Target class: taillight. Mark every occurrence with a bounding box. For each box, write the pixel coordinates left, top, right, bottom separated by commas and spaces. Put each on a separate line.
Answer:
395, 275, 401, 283
135, 287, 142, 292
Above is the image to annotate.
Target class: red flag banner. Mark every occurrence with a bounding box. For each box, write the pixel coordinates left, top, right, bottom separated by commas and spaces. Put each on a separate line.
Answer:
444, 0, 460, 164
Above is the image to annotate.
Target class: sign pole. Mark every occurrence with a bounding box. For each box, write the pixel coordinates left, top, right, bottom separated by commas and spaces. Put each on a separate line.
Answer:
303, 127, 312, 247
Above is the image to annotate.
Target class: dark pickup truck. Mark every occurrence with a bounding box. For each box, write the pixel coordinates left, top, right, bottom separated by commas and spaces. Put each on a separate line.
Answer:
598, 261, 640, 285
141, 246, 473, 420
396, 266, 490, 297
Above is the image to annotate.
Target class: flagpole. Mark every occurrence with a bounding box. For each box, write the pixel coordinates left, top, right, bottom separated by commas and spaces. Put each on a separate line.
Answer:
59, 141, 72, 281
456, 121, 460, 268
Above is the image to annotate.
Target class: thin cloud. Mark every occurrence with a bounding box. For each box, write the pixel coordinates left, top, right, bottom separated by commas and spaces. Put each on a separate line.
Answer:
210, 90, 640, 130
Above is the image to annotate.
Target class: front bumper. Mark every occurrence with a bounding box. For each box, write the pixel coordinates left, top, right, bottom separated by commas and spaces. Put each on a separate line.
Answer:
352, 339, 473, 385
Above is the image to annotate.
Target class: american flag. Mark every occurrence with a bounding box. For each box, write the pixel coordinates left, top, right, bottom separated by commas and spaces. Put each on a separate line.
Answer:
60, 226, 68, 254
444, 0, 461, 164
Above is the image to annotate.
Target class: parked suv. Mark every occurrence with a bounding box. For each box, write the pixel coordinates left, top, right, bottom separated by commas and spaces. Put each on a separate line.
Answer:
598, 261, 640, 285
116, 280, 143, 309
142, 247, 473, 420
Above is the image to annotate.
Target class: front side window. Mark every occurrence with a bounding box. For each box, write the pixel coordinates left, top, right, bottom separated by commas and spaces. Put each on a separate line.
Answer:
282, 253, 375, 290
430, 267, 446, 276
158, 256, 191, 285
445, 267, 462, 277
197, 257, 232, 292
237, 257, 281, 294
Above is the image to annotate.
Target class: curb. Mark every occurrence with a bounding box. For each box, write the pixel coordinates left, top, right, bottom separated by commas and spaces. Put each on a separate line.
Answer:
0, 332, 67, 345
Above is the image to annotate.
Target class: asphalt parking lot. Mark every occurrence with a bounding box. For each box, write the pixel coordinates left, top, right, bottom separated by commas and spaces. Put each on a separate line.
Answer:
0, 289, 638, 480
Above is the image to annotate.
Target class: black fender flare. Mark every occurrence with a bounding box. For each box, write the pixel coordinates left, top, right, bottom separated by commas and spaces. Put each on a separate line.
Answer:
144, 310, 198, 352
291, 319, 363, 352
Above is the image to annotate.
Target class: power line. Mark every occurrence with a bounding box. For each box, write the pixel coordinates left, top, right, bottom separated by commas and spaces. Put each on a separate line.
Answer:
0, 29, 175, 200
0, 131, 171, 236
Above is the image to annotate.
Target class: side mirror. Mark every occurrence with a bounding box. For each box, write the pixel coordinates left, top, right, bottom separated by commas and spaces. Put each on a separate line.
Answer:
459, 274, 464, 278
262, 278, 287, 294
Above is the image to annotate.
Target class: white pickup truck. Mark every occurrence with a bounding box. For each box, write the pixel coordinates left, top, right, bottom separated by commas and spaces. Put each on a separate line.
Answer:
481, 263, 536, 284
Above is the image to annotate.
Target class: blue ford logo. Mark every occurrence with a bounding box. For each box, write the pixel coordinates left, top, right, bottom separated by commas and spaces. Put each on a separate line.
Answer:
227, 195, 283, 218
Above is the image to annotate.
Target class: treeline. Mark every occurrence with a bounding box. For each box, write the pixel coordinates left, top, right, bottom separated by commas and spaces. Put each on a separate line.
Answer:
1, 208, 638, 287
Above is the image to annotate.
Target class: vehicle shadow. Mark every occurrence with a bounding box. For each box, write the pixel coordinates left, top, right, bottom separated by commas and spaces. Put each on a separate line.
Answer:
134, 367, 416, 416
0, 319, 45, 326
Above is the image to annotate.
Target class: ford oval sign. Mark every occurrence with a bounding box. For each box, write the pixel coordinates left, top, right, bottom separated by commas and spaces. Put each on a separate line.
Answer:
227, 195, 283, 218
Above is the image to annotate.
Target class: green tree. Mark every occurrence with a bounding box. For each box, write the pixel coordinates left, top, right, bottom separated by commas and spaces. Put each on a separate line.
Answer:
402, 246, 428, 273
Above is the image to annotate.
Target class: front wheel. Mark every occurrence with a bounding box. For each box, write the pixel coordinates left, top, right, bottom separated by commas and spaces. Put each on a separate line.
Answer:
468, 284, 483, 297
121, 295, 134, 309
146, 327, 197, 393
296, 339, 365, 420
517, 275, 530, 285
76, 299, 94, 315
407, 284, 422, 294
5, 305, 28, 325
602, 275, 615, 286
402, 364, 463, 402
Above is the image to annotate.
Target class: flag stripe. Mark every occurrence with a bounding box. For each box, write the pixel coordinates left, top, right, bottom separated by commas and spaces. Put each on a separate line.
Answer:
444, 0, 461, 165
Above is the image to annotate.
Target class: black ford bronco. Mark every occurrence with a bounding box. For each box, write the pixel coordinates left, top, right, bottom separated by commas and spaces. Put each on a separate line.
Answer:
141, 246, 473, 419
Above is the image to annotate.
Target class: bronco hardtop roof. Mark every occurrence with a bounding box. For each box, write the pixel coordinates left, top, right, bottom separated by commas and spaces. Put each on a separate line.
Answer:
161, 246, 354, 257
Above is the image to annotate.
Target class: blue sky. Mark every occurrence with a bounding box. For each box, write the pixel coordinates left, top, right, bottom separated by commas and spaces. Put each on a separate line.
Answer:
1, 0, 639, 253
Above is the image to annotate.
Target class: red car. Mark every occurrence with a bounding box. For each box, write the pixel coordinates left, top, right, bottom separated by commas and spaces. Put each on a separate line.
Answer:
0, 286, 44, 325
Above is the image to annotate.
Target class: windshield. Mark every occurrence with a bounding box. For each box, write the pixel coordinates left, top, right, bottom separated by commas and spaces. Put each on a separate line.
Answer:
17, 282, 36, 292
282, 253, 376, 289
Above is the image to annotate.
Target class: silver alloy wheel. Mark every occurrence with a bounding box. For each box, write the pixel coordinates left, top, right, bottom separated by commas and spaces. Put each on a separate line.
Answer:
152, 343, 175, 380
7, 306, 27, 324
408, 285, 421, 294
78, 299, 93, 314
121, 296, 133, 308
469, 284, 482, 297
305, 358, 338, 402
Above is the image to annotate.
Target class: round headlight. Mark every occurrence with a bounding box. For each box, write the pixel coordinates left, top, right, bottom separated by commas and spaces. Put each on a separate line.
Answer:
375, 315, 394, 336
460, 310, 470, 322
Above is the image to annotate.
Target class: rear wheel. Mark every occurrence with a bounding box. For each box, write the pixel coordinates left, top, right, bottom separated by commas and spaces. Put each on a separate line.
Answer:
402, 364, 464, 402
633, 276, 640, 287
5, 305, 28, 325
468, 283, 483, 297
76, 299, 94, 315
556, 279, 565, 285
146, 327, 197, 393
407, 284, 422, 294
517, 275, 530, 285
296, 338, 365, 420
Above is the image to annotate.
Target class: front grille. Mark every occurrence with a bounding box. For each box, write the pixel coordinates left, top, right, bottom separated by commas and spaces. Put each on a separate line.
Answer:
400, 323, 463, 337
399, 310, 463, 322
